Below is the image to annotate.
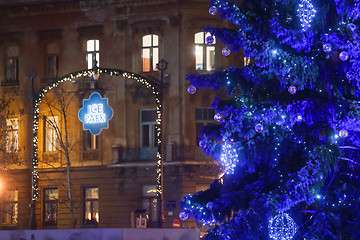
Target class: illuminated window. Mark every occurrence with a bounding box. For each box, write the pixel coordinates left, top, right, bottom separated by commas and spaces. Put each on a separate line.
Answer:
83, 130, 98, 150
195, 108, 215, 145
43, 188, 58, 226
142, 34, 159, 72
6, 118, 18, 153
4, 46, 19, 85
84, 187, 99, 225
195, 32, 216, 71
86, 39, 99, 69
140, 109, 157, 148
142, 185, 158, 223
44, 116, 59, 152
45, 43, 59, 79
3, 189, 18, 225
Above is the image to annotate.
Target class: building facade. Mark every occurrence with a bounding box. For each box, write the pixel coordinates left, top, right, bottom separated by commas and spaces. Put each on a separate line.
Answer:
0, 0, 242, 230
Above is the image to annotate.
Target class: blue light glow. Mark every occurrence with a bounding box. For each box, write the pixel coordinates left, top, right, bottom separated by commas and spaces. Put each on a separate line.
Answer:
297, 0, 316, 31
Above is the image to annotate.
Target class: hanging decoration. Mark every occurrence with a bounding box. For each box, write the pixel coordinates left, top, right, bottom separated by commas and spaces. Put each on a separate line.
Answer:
339, 129, 349, 138
206, 35, 215, 45
288, 85, 297, 94
214, 112, 222, 122
339, 51, 349, 61
297, 0, 316, 31
209, 6, 217, 15
323, 43, 332, 53
188, 85, 197, 94
269, 212, 298, 240
220, 139, 239, 174
222, 47, 231, 56
255, 123, 264, 133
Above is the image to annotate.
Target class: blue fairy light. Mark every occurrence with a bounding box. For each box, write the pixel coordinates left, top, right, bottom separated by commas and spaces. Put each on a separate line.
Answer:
297, 0, 316, 31
269, 212, 298, 240
220, 140, 239, 174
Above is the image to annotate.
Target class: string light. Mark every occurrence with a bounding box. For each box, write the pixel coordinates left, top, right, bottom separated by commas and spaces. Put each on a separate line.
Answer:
297, 0, 316, 31
31, 68, 162, 200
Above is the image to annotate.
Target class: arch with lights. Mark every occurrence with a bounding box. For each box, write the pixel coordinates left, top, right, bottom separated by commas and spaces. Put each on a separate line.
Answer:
31, 68, 162, 201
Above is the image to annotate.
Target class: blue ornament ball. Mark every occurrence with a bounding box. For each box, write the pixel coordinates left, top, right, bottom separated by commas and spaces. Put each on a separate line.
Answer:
339, 129, 349, 138
269, 212, 298, 240
347, 23, 357, 32
206, 202, 214, 209
199, 139, 207, 148
255, 123, 264, 133
209, 6, 217, 15
288, 85, 297, 94
206, 35, 214, 45
339, 51, 349, 61
179, 211, 188, 221
187, 85, 196, 94
222, 47, 231, 56
214, 112, 222, 122
323, 43, 332, 53
346, 71, 355, 80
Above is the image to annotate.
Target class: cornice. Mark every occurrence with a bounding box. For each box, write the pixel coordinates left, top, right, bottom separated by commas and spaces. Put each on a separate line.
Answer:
0, 0, 177, 17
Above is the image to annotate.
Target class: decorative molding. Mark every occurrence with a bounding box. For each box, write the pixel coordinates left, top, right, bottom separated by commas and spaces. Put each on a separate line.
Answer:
76, 25, 104, 39
37, 29, 63, 42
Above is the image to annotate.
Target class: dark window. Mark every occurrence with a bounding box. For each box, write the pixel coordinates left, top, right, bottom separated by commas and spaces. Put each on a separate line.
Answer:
83, 130, 99, 150
5, 57, 18, 85
195, 108, 215, 144
45, 54, 59, 79
140, 109, 157, 148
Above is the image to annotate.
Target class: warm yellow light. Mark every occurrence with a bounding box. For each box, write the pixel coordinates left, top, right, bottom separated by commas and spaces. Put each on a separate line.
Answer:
88, 212, 91, 220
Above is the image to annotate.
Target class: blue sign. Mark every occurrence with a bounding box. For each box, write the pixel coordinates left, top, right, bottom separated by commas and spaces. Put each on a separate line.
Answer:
78, 92, 113, 135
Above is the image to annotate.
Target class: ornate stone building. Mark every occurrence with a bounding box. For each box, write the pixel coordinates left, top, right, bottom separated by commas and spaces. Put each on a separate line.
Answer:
0, 0, 241, 230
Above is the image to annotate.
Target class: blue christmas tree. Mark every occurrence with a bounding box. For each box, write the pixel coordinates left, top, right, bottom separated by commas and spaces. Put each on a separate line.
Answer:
180, 0, 360, 239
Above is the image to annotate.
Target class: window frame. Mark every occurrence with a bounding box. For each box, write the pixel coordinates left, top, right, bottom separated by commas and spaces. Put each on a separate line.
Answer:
86, 39, 100, 70
194, 32, 216, 71
2, 189, 18, 225
6, 118, 19, 153
45, 54, 59, 79
83, 186, 99, 225
44, 116, 59, 152
195, 108, 215, 145
140, 109, 158, 148
141, 34, 159, 72
83, 130, 99, 150
43, 188, 58, 227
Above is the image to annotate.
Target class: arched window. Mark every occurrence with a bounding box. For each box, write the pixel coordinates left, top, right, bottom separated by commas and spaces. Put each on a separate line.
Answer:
142, 34, 159, 72
194, 32, 216, 71
86, 39, 99, 69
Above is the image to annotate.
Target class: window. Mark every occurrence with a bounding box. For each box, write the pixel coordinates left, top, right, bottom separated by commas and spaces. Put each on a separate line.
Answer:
142, 185, 158, 223
86, 39, 99, 69
5, 46, 19, 85
195, 32, 216, 71
84, 187, 99, 225
196, 108, 215, 144
2, 189, 18, 225
83, 130, 99, 150
43, 188, 58, 226
142, 34, 159, 72
6, 118, 18, 153
45, 43, 59, 79
140, 109, 157, 148
44, 116, 59, 152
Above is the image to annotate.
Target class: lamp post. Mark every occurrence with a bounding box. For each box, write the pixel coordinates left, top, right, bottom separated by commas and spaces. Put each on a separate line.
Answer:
156, 59, 168, 228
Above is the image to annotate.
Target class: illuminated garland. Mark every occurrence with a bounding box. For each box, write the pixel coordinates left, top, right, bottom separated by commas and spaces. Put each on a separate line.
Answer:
31, 68, 161, 201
